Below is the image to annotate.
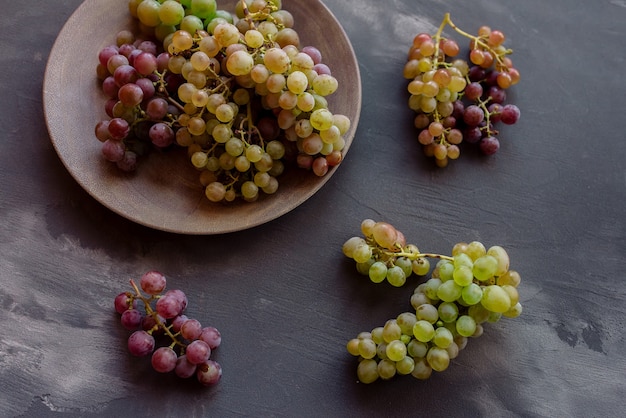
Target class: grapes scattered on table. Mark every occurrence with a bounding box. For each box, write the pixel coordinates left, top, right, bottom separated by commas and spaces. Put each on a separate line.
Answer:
403, 13, 521, 167
114, 270, 222, 386
343, 219, 523, 382
96, 0, 351, 202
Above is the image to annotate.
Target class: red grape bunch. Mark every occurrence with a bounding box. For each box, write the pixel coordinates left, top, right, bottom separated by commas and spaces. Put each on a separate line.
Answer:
95, 0, 350, 202
403, 13, 521, 167
114, 271, 223, 386
343, 219, 523, 383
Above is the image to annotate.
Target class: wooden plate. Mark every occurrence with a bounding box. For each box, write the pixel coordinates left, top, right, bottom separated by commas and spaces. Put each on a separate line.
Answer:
43, 0, 361, 235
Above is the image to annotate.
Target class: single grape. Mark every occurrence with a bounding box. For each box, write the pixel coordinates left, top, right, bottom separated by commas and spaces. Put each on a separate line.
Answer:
151, 347, 178, 373
114, 292, 136, 314
139, 270, 166, 295
127, 330, 155, 357
197, 360, 222, 386
120, 309, 143, 330
175, 355, 198, 378
357, 359, 379, 384
199, 326, 222, 349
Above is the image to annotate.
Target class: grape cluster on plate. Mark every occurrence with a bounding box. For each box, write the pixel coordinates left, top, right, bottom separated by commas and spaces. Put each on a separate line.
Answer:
403, 13, 521, 167
96, 0, 350, 202
114, 271, 223, 386
343, 220, 522, 383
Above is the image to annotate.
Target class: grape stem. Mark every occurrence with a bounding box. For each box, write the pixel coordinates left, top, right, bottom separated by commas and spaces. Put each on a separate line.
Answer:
386, 249, 454, 262
128, 279, 187, 350
441, 13, 512, 71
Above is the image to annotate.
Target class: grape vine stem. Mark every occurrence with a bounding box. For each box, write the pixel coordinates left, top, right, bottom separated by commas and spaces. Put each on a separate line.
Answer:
129, 279, 187, 350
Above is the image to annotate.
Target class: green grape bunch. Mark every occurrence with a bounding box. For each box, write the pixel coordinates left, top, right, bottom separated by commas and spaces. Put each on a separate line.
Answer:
343, 219, 523, 383
95, 0, 350, 202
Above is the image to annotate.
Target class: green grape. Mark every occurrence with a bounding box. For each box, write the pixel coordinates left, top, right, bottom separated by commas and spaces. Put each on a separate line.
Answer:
454, 335, 468, 350
461, 282, 483, 305
432, 327, 454, 349
190, 0, 217, 20
453, 265, 474, 286
468, 304, 491, 324
407, 339, 428, 358
396, 312, 417, 335
226, 50, 254, 76
346, 338, 360, 356
503, 302, 523, 318
453, 252, 473, 268
395, 257, 413, 278
487, 245, 510, 276
386, 340, 408, 362
437, 301, 459, 323
368, 261, 388, 283
382, 320, 402, 343
396, 356, 415, 375
342, 237, 365, 258
241, 181, 259, 200
286, 71, 309, 95
466, 241, 487, 260
310, 108, 334, 131
410, 291, 431, 310
456, 315, 477, 337
480, 285, 512, 313
437, 260, 454, 281
360, 218, 376, 236
158, 0, 185, 26
370, 327, 384, 345
451, 242, 469, 256
426, 347, 450, 372
244, 29, 265, 49
487, 312, 502, 323
137, 0, 161, 27
377, 358, 397, 380
416, 303, 439, 324
225, 137, 244, 157
446, 341, 459, 359
472, 255, 498, 281
312, 74, 339, 96
497, 270, 521, 287
501, 284, 519, 306
357, 338, 377, 359
436, 280, 462, 302
357, 359, 379, 384
356, 259, 374, 275
180, 15, 204, 35
386, 266, 406, 287
413, 320, 435, 342
412, 257, 431, 276
352, 243, 373, 264
411, 357, 432, 380
376, 342, 388, 360
423, 278, 442, 301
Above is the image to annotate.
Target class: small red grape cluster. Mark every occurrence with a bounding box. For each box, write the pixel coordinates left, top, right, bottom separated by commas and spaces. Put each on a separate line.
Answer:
404, 13, 521, 167
114, 271, 222, 386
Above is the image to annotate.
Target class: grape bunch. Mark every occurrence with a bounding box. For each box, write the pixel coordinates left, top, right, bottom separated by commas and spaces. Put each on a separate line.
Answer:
114, 271, 223, 386
403, 13, 521, 167
343, 219, 522, 383
95, 0, 350, 202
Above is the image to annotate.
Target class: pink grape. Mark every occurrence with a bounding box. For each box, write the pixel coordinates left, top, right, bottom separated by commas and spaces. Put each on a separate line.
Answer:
101, 139, 126, 162
127, 330, 155, 356
151, 347, 177, 373
140, 270, 167, 295
121, 309, 143, 330
185, 340, 211, 365
197, 360, 222, 386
